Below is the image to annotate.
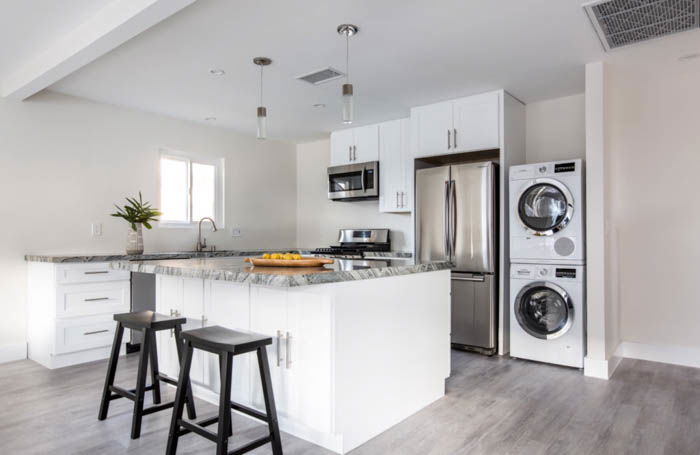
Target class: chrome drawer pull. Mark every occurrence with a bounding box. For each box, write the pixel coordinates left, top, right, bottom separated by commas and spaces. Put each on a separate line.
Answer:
84, 329, 109, 336
84, 297, 110, 302
286, 332, 292, 369
276, 330, 283, 367
84, 271, 109, 275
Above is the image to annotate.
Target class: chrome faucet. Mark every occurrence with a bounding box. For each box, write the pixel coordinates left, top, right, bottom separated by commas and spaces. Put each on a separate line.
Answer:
196, 217, 218, 252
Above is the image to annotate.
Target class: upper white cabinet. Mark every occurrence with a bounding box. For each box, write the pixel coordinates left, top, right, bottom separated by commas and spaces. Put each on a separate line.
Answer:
330, 124, 379, 166
379, 118, 412, 213
411, 91, 500, 158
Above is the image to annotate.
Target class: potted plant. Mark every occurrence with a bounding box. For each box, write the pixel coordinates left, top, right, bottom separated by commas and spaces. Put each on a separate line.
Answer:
111, 192, 161, 255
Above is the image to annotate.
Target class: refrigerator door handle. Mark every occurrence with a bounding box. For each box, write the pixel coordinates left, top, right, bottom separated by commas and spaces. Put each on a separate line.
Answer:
450, 179, 457, 256
443, 180, 452, 261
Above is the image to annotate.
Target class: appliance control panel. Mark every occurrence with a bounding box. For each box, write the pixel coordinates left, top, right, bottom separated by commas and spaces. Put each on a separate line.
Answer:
510, 159, 582, 180
511, 264, 584, 282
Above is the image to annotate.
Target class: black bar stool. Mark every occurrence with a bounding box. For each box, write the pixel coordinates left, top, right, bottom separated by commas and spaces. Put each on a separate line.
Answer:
166, 325, 283, 455
98, 310, 197, 439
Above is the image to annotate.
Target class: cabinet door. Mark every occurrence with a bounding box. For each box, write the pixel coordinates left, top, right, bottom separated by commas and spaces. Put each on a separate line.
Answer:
330, 129, 354, 166
379, 119, 403, 212
203, 281, 252, 405
452, 92, 500, 152
181, 278, 205, 384
353, 124, 379, 163
411, 100, 453, 158
249, 286, 288, 416
155, 276, 184, 381
284, 290, 333, 433
398, 117, 413, 211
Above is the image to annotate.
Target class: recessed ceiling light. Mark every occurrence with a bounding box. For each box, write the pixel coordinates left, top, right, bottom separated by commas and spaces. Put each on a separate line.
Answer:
313, 103, 326, 108
205, 117, 217, 121
209, 69, 225, 76
679, 53, 700, 61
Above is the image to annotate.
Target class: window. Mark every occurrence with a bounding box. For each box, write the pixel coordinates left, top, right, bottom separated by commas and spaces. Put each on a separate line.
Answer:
159, 152, 224, 226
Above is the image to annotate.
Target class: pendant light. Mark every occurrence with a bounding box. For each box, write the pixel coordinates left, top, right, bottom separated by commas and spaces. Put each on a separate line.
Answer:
337, 24, 358, 124
253, 57, 272, 139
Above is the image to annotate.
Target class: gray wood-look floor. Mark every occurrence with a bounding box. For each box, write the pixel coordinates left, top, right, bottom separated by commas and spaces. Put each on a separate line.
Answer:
1, 350, 698, 455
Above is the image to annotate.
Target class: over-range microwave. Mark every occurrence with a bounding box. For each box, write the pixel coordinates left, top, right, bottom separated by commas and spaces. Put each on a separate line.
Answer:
327, 161, 379, 201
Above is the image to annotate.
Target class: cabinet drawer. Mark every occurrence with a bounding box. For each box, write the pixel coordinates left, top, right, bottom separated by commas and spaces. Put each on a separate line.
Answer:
54, 315, 119, 355
55, 263, 130, 284
56, 281, 130, 318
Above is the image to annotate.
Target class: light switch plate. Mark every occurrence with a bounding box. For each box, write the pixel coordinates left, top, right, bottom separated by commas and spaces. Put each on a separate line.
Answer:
231, 228, 242, 237
91, 223, 102, 237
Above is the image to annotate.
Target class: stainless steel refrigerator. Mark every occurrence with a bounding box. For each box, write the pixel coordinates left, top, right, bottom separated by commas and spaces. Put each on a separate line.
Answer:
415, 161, 497, 354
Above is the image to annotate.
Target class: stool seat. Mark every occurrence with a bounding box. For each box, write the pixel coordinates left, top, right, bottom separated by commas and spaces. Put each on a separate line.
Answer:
182, 325, 272, 354
114, 310, 186, 331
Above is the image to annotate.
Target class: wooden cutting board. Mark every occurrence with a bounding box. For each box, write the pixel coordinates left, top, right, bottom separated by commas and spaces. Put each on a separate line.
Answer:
244, 257, 334, 267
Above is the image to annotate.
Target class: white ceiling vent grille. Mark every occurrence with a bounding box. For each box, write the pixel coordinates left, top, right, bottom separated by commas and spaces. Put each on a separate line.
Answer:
584, 0, 700, 51
296, 67, 345, 85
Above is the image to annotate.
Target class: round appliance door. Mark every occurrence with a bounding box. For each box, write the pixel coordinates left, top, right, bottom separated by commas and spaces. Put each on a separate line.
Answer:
515, 282, 574, 340
518, 179, 574, 236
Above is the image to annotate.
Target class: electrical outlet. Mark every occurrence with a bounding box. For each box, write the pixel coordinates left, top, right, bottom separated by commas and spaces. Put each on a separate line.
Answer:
91, 223, 103, 237
231, 228, 242, 237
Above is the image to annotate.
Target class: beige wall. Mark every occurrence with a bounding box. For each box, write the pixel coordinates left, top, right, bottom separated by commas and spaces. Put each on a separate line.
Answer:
0, 91, 297, 352
296, 139, 412, 251
525, 93, 585, 164
605, 36, 700, 351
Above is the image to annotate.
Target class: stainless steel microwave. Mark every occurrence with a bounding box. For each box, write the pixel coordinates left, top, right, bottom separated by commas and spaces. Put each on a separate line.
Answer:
327, 161, 379, 201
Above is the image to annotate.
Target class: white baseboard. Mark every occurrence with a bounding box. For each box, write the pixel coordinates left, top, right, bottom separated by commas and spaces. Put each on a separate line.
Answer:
0, 343, 27, 364
617, 341, 700, 369
583, 353, 621, 379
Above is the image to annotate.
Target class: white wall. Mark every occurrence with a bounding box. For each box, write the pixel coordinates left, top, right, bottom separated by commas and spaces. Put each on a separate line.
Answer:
296, 139, 412, 251
525, 93, 585, 164
0, 91, 297, 355
604, 32, 700, 360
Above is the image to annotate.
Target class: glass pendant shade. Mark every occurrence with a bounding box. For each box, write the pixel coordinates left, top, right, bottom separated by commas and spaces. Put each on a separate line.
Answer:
257, 106, 267, 140
342, 83, 353, 124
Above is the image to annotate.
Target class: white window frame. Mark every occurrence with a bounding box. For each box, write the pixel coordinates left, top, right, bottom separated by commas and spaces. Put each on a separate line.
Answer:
158, 149, 225, 229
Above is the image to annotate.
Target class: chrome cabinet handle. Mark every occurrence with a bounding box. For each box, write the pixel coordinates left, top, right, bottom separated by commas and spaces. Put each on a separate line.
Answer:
453, 128, 457, 149
447, 130, 451, 149
286, 332, 292, 369
353, 145, 357, 161
276, 330, 283, 367
84, 271, 109, 275
395, 191, 399, 208
84, 297, 109, 302
444, 181, 450, 257
84, 329, 109, 336
348, 146, 352, 162
201, 314, 207, 328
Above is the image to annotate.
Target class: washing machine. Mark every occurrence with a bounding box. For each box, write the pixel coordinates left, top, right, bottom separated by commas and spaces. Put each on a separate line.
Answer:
509, 159, 584, 264
510, 263, 585, 368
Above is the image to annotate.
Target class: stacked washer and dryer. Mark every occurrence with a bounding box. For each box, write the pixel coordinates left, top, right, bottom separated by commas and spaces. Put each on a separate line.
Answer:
509, 159, 586, 368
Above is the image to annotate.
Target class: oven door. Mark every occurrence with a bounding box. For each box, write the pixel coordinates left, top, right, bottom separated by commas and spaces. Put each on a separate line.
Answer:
328, 161, 379, 200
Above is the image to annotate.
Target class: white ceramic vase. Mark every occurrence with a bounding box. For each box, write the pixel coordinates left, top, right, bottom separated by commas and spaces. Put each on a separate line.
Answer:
126, 224, 144, 255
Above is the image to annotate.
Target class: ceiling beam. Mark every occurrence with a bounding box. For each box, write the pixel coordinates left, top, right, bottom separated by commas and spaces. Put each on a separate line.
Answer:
1, 0, 197, 100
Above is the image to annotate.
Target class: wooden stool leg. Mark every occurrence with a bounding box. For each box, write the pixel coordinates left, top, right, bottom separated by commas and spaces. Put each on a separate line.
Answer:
148, 330, 162, 404
216, 352, 233, 455
98, 322, 124, 421
219, 354, 233, 437
130, 328, 151, 439
174, 324, 197, 420
166, 340, 194, 455
257, 347, 283, 455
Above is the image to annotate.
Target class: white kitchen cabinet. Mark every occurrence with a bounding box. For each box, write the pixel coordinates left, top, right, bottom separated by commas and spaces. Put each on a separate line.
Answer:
452, 92, 500, 153
411, 91, 500, 158
26, 261, 130, 369
329, 125, 379, 166
379, 118, 412, 213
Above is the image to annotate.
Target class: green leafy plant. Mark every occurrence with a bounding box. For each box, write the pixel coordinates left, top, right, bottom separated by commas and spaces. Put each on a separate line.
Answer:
111, 192, 161, 231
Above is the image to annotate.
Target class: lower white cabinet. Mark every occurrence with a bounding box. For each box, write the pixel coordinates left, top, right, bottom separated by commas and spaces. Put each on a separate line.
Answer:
27, 261, 131, 369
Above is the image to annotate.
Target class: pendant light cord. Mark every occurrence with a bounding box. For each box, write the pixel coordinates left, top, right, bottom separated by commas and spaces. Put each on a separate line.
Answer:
259, 65, 264, 106
346, 33, 350, 82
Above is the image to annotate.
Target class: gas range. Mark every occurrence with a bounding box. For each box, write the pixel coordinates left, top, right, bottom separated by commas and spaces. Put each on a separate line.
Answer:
312, 229, 390, 259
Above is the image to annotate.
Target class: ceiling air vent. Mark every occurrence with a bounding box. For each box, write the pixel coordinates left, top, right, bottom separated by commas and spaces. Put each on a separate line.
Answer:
583, 0, 700, 51
296, 67, 345, 85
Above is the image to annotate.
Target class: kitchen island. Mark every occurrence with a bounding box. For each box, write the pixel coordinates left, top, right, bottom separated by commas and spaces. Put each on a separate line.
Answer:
112, 256, 451, 454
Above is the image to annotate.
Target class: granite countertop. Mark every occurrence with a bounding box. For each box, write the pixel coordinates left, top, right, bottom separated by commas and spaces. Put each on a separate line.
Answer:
25, 249, 412, 263
110, 256, 448, 287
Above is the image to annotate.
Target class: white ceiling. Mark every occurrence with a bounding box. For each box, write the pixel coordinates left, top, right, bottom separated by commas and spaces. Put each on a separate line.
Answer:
16, 0, 607, 142
0, 0, 114, 79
